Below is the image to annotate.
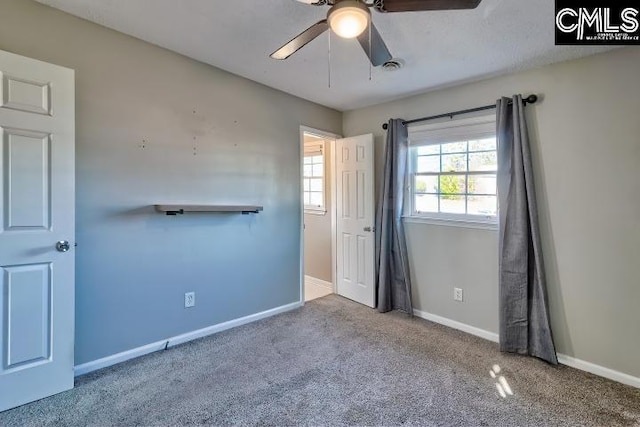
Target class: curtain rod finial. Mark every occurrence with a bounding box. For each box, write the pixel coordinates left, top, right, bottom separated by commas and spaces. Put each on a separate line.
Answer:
382, 122, 388, 130
524, 94, 538, 104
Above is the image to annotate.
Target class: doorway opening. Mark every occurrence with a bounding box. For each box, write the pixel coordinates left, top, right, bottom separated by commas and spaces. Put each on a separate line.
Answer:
299, 127, 376, 308
300, 127, 338, 302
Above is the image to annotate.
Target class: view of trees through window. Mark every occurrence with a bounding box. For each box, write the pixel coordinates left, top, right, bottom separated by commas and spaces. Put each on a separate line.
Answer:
412, 137, 497, 217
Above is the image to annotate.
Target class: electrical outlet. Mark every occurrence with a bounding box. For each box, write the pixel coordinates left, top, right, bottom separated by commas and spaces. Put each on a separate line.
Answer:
454, 288, 463, 302
184, 292, 195, 308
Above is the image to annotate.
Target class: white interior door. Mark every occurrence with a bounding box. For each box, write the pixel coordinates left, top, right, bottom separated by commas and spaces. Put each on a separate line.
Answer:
336, 134, 375, 308
0, 50, 75, 412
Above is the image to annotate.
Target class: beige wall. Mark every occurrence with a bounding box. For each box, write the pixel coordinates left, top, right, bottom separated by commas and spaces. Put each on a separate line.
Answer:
344, 47, 640, 378
405, 223, 499, 333
303, 136, 333, 283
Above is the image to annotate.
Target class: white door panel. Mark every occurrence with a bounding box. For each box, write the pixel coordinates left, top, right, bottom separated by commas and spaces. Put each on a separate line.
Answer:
0, 50, 75, 412
336, 134, 374, 308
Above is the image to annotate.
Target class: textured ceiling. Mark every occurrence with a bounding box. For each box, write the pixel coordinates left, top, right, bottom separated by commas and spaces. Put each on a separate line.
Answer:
35, 0, 614, 111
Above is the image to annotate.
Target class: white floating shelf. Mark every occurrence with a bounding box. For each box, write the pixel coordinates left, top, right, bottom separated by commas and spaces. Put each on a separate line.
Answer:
154, 205, 263, 215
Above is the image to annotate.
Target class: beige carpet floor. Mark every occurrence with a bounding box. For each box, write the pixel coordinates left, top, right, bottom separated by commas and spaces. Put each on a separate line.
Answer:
1, 295, 639, 426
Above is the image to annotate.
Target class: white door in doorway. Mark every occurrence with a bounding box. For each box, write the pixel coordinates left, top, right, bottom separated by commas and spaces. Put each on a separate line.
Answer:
336, 134, 375, 308
0, 50, 75, 411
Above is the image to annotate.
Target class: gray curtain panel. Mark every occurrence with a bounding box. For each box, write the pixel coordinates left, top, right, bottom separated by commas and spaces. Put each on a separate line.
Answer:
496, 95, 558, 364
375, 119, 413, 313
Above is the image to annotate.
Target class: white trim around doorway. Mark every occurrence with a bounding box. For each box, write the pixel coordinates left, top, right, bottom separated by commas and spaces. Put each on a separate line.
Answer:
299, 125, 341, 304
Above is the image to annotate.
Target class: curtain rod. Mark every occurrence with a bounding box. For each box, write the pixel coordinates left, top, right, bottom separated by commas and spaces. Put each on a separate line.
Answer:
381, 94, 538, 130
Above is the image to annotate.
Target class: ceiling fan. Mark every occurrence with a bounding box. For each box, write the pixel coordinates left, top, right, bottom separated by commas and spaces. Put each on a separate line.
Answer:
270, 0, 483, 66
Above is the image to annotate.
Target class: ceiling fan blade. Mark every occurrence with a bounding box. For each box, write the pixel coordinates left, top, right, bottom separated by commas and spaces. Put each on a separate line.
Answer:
376, 0, 482, 12
270, 20, 329, 60
357, 23, 392, 67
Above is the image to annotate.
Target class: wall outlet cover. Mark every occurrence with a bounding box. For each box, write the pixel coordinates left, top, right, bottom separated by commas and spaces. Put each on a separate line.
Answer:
185, 292, 195, 308
454, 288, 463, 302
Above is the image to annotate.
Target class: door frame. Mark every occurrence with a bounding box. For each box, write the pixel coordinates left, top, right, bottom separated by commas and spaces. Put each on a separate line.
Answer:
299, 125, 341, 303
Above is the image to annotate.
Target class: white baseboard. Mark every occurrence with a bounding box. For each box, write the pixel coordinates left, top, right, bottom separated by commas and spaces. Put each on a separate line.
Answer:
412, 308, 640, 389
556, 354, 640, 389
74, 301, 303, 377
413, 308, 500, 343
304, 275, 333, 290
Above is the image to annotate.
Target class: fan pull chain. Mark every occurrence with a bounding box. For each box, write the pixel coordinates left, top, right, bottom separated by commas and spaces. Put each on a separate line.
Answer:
328, 30, 332, 88
368, 20, 372, 81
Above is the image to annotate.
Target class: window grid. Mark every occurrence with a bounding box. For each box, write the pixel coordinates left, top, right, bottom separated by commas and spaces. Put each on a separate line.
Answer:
411, 139, 497, 219
303, 152, 325, 210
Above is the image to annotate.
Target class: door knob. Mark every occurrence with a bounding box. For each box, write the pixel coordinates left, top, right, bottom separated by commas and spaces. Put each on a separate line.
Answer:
56, 240, 70, 252
364, 226, 374, 232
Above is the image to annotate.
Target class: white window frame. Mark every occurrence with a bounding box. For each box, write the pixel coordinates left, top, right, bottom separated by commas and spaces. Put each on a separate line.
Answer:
303, 140, 327, 214
405, 114, 498, 229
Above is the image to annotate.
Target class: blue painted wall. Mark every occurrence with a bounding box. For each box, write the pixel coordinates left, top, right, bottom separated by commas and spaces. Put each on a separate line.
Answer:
0, 0, 342, 364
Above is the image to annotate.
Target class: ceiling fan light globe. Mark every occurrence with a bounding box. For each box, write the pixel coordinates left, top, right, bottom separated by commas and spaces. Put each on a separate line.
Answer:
328, 2, 370, 39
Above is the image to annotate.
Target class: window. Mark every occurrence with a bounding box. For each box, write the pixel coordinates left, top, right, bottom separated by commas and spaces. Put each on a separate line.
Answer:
303, 141, 325, 212
407, 115, 497, 224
